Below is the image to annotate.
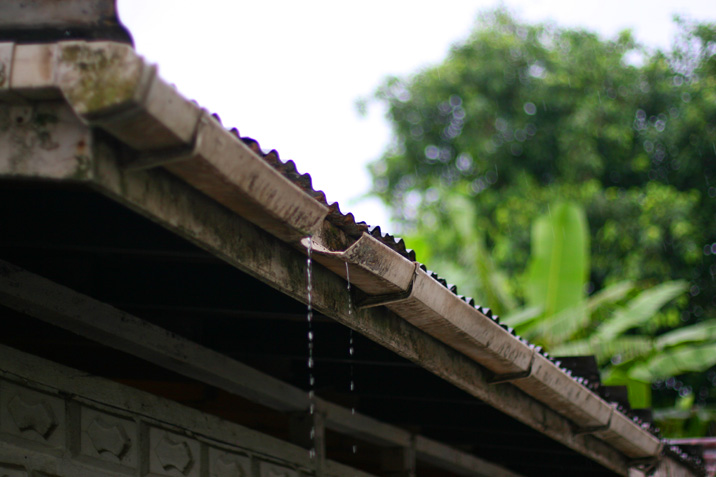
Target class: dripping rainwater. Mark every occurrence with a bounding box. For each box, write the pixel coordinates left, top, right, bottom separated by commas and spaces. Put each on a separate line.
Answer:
346, 262, 358, 456
305, 236, 316, 461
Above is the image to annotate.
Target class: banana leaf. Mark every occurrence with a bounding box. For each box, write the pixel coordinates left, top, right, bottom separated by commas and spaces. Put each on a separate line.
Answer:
657, 319, 716, 349
552, 335, 653, 364
501, 305, 543, 328
585, 280, 635, 313
525, 202, 589, 318
519, 304, 586, 347
594, 280, 688, 341
629, 343, 716, 381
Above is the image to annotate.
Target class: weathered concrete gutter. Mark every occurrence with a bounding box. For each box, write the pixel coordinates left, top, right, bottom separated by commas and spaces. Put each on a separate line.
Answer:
313, 235, 662, 459
1, 40, 328, 242
0, 39, 665, 466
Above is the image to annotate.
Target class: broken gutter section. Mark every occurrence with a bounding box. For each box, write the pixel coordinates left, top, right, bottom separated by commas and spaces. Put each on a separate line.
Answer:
310, 233, 415, 295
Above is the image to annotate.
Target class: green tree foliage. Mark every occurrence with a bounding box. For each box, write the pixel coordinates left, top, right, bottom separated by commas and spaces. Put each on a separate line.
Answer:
497, 203, 716, 425
371, 10, 713, 309
369, 9, 716, 434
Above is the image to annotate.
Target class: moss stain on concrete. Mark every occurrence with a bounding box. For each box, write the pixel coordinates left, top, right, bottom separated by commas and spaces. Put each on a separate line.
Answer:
60, 44, 141, 115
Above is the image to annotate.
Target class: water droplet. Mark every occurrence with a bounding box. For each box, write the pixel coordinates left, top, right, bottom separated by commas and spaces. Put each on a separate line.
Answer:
346, 262, 352, 313
352, 445, 358, 454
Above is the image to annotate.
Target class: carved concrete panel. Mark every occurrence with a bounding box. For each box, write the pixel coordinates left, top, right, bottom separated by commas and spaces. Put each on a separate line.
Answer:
208, 448, 251, 477
0, 346, 372, 477
0, 382, 64, 449
80, 406, 137, 468
148, 427, 200, 477
259, 461, 298, 477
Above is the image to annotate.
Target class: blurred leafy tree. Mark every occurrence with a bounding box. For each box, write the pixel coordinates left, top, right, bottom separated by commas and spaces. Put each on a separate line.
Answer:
498, 202, 716, 436
368, 9, 716, 434
370, 10, 713, 310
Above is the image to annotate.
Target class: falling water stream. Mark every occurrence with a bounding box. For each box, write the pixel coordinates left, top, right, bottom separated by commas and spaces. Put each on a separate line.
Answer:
305, 244, 358, 463
345, 262, 358, 456
305, 237, 316, 461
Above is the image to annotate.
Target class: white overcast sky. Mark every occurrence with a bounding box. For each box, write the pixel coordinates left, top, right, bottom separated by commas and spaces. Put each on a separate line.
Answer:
118, 0, 716, 231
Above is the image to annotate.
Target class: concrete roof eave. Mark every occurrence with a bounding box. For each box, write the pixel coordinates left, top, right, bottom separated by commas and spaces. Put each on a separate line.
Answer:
0, 39, 702, 477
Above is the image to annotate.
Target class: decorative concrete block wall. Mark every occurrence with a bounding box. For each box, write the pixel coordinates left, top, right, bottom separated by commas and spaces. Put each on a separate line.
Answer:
0, 344, 360, 477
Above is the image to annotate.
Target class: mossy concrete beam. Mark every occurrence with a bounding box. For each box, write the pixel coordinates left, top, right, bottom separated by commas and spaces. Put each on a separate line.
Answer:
0, 101, 92, 181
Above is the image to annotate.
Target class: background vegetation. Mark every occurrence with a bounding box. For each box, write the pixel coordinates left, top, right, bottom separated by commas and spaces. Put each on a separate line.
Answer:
367, 9, 716, 436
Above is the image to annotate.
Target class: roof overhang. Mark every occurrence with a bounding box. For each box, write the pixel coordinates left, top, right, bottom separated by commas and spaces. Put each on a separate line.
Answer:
0, 38, 704, 477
